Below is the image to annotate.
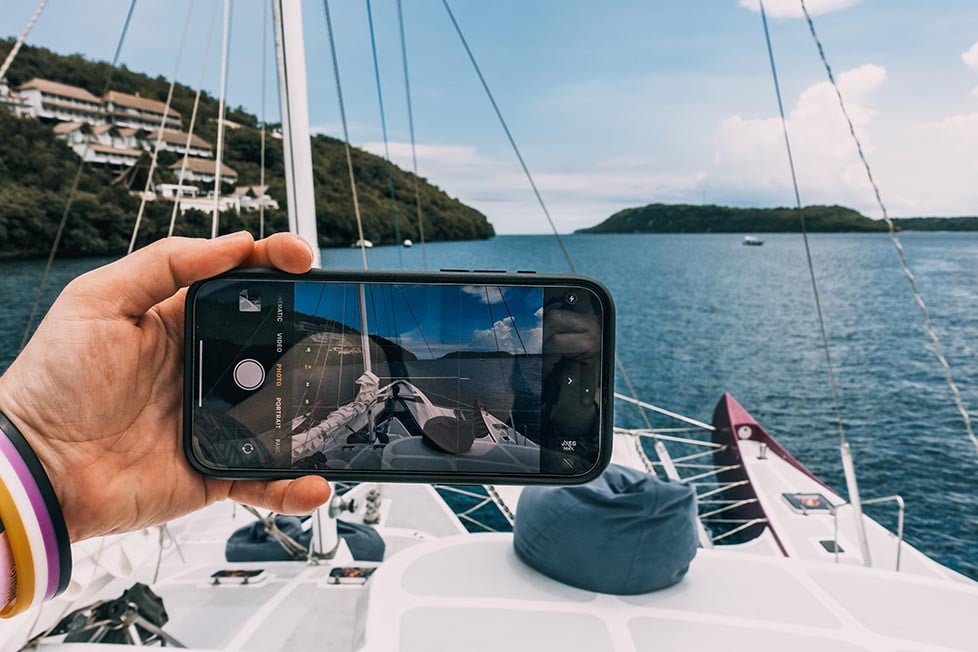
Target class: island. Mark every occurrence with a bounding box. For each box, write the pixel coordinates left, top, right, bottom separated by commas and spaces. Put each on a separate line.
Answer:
575, 203, 978, 234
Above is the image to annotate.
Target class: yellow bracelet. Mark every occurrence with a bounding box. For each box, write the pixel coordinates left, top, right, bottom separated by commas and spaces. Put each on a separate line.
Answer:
0, 479, 34, 617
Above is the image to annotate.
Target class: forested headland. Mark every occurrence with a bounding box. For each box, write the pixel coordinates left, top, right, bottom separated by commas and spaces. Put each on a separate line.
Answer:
0, 39, 494, 258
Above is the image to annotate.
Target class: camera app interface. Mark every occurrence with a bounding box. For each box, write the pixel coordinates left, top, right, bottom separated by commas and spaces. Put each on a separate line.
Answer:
192, 279, 602, 477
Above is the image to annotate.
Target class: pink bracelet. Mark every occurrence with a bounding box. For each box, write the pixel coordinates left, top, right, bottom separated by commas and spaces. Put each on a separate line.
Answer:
0, 412, 72, 615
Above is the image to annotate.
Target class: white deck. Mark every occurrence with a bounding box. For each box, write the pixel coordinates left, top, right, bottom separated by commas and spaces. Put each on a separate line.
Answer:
737, 439, 968, 581
359, 534, 978, 652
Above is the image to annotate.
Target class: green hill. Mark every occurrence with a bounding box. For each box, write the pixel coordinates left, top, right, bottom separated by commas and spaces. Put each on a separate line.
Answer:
577, 204, 888, 234
0, 38, 493, 257
577, 203, 978, 234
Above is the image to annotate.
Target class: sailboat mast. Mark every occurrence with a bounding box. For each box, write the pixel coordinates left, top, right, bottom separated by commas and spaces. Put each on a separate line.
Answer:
358, 283, 374, 437
271, 0, 321, 266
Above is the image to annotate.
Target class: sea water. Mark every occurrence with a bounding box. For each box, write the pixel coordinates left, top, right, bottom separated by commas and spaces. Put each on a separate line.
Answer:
1, 232, 976, 578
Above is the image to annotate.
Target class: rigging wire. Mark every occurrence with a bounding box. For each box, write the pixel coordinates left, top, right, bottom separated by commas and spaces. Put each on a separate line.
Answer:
20, 0, 138, 351
758, 0, 846, 447
323, 0, 370, 270
441, 0, 575, 273
0, 0, 49, 82
397, 286, 434, 359
128, 0, 194, 254
169, 0, 221, 237
365, 0, 403, 266
441, 0, 653, 430
395, 0, 428, 268
498, 287, 528, 355
799, 0, 977, 456
211, 0, 234, 237
259, 0, 268, 239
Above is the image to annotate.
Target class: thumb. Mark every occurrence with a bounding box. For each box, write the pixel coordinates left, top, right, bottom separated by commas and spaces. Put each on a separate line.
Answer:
69, 233, 255, 319
227, 476, 333, 515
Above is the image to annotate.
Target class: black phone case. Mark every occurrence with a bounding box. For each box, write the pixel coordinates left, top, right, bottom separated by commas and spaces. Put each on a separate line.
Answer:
183, 268, 615, 485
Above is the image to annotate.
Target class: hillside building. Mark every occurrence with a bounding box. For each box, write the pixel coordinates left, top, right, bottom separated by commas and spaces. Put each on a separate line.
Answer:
234, 185, 279, 211
17, 78, 103, 124
103, 90, 181, 130
0, 80, 34, 117
147, 128, 213, 158
170, 156, 238, 185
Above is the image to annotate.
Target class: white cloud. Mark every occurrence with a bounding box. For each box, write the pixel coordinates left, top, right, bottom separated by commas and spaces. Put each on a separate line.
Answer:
964, 42, 978, 97
706, 64, 893, 212
738, 0, 860, 18
471, 316, 543, 355
461, 285, 505, 305
962, 41, 978, 72
704, 62, 978, 217
361, 141, 704, 233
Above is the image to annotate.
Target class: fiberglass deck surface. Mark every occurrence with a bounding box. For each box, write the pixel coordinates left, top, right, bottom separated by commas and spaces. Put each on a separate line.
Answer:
359, 534, 978, 652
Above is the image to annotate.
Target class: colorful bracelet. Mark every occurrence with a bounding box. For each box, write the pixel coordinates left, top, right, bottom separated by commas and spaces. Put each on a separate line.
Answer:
0, 412, 72, 615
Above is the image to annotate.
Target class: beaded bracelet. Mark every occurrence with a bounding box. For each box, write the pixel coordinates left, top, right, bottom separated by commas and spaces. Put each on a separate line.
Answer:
0, 413, 72, 616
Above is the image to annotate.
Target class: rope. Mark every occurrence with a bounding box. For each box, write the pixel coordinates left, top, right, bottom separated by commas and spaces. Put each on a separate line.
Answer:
0, 0, 49, 81
128, 0, 194, 254
168, 0, 220, 236
20, 0, 138, 351
484, 484, 515, 527
259, 0, 268, 239
441, 0, 575, 273
758, 0, 847, 447
365, 0, 403, 265
799, 0, 977, 456
396, 0, 428, 268
211, 0, 234, 237
323, 0, 369, 270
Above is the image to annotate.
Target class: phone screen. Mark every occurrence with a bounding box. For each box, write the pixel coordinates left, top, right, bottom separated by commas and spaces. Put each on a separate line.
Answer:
188, 275, 609, 481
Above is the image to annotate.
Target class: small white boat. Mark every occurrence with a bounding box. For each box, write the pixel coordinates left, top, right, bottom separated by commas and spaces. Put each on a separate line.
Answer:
353, 239, 374, 248
402, 239, 413, 247
743, 235, 764, 246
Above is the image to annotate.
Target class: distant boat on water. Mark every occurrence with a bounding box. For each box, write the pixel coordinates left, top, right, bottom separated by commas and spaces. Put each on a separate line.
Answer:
353, 239, 374, 248
403, 239, 413, 247
743, 235, 764, 246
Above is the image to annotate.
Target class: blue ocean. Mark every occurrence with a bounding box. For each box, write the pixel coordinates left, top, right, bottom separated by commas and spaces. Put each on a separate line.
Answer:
1, 232, 976, 578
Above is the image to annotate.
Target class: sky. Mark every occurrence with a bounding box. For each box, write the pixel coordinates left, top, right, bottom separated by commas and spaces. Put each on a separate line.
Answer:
3, 0, 978, 233
295, 282, 543, 358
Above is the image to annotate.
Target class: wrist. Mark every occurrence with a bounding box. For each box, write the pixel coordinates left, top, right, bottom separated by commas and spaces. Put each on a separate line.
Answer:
0, 374, 73, 539
0, 379, 73, 613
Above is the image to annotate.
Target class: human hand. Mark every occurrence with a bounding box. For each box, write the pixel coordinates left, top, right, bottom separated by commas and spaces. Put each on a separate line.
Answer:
0, 233, 332, 542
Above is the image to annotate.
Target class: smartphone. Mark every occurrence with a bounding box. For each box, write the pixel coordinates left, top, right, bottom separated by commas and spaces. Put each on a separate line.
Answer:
183, 269, 614, 484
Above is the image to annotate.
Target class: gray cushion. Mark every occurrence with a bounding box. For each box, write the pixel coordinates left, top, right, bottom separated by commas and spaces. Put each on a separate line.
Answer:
513, 464, 698, 595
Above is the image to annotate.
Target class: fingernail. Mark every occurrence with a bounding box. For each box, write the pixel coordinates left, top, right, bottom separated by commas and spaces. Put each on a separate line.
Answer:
298, 236, 315, 257
216, 230, 252, 242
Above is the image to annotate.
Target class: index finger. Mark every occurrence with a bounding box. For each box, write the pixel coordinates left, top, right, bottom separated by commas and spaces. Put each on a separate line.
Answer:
244, 232, 315, 274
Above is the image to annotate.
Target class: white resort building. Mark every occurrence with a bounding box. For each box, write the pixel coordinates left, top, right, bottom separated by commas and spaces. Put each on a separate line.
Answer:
17, 78, 103, 124
103, 90, 181, 130
234, 185, 280, 212
147, 128, 213, 158
170, 156, 238, 185
2, 75, 263, 211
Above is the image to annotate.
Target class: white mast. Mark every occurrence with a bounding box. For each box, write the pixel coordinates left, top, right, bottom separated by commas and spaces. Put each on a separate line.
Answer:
272, 0, 321, 267
272, 0, 334, 559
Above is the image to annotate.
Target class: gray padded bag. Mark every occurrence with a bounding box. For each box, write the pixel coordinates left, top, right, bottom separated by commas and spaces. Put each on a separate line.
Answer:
513, 464, 698, 594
